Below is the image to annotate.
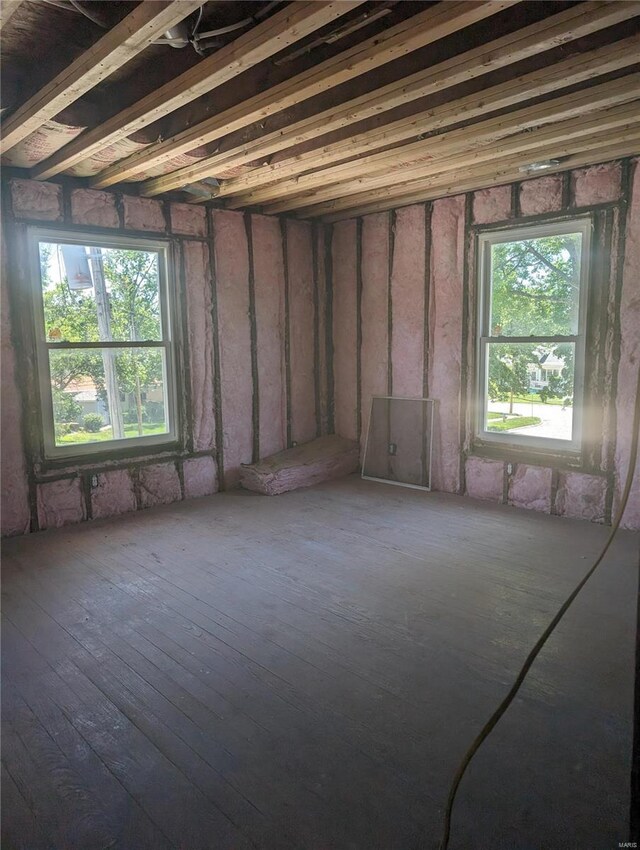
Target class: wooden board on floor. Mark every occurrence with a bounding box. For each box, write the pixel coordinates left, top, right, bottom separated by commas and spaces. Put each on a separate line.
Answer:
2, 478, 637, 849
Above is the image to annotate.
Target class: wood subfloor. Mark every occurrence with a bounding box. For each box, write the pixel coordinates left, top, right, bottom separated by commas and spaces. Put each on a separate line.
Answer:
2, 476, 638, 850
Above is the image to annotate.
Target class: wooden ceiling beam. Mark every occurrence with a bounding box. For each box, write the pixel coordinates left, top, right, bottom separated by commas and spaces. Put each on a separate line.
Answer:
92, 0, 516, 189
0, 0, 204, 154
214, 36, 639, 201
284, 109, 640, 217
225, 75, 640, 209
319, 141, 640, 222
30, 1, 363, 180
139, 0, 640, 198
0, 0, 25, 31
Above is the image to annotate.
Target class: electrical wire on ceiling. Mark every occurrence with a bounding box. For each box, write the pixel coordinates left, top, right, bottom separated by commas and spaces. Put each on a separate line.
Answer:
68, 0, 107, 28
435, 362, 640, 850
38, 0, 284, 53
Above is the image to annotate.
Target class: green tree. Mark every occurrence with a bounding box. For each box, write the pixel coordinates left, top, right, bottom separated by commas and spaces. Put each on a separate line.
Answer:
42, 250, 104, 400
488, 344, 536, 414
102, 249, 162, 435
41, 244, 164, 437
488, 233, 580, 407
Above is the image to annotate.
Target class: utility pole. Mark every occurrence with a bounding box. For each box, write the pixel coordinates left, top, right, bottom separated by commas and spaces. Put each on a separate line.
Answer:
90, 248, 125, 439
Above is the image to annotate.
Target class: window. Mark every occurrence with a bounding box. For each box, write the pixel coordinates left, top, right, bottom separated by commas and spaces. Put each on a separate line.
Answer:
476, 219, 591, 453
31, 230, 177, 458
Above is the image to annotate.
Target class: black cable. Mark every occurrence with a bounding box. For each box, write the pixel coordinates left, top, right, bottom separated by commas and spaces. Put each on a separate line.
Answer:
438, 361, 640, 850
68, 0, 108, 28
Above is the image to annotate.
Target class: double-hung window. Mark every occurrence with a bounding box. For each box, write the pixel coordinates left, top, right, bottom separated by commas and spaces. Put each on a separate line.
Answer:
476, 218, 591, 453
31, 230, 177, 458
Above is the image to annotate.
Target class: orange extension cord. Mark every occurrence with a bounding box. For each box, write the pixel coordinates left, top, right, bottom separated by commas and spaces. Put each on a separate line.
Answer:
438, 362, 640, 850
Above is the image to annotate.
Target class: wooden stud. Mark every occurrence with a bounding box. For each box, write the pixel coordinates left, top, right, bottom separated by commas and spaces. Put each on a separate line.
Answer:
206, 209, 225, 492
216, 36, 640, 201
303, 123, 640, 220
92, 0, 515, 189
312, 221, 321, 439
281, 219, 292, 448
1, 1, 204, 153
244, 213, 260, 465
139, 0, 640, 198
0, 0, 24, 31
355, 217, 363, 443
324, 224, 335, 435
262, 102, 640, 217
30, 1, 364, 180
320, 142, 640, 222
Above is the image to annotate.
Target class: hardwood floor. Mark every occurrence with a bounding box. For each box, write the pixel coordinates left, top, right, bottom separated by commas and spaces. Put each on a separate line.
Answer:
2, 476, 637, 850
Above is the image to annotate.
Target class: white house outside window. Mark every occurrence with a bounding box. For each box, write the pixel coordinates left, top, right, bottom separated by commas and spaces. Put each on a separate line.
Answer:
31, 229, 177, 459
476, 218, 591, 453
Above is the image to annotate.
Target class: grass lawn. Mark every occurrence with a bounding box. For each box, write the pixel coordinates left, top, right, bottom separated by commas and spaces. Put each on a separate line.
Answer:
57, 423, 168, 444
487, 415, 541, 432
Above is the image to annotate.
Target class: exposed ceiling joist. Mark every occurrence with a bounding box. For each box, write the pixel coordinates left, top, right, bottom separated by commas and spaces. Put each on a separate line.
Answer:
139, 0, 640, 198
223, 75, 640, 210
91, 0, 517, 188
0, 0, 24, 31
0, 0, 204, 154
320, 140, 640, 222
213, 36, 640, 202
30, 0, 365, 180
283, 107, 640, 217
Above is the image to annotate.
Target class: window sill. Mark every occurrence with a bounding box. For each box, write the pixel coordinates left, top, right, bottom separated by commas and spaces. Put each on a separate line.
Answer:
37, 438, 183, 474
471, 439, 584, 471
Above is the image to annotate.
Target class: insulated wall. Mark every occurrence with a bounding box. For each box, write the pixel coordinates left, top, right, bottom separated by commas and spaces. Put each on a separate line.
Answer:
1, 180, 329, 534
332, 157, 640, 530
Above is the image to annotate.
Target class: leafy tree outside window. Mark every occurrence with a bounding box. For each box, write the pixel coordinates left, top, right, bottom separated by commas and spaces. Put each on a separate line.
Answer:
33, 232, 176, 457
477, 220, 590, 450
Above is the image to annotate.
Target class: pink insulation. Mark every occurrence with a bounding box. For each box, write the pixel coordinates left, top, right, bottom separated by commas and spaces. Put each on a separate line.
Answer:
183, 240, 215, 452
91, 470, 136, 520
3, 162, 639, 536
360, 212, 390, 447
240, 435, 359, 496
508, 465, 552, 513
122, 195, 166, 232
287, 220, 316, 445
472, 186, 511, 224
428, 195, 465, 493
1, 231, 31, 536
390, 204, 426, 398
37, 478, 86, 529
138, 462, 181, 509
252, 214, 287, 458
2, 181, 328, 531
332, 219, 358, 441
11, 179, 62, 221
170, 203, 206, 237
465, 456, 503, 502
572, 162, 622, 207
615, 158, 640, 530
519, 175, 563, 216
71, 189, 118, 228
213, 209, 253, 486
555, 472, 606, 523
183, 456, 218, 499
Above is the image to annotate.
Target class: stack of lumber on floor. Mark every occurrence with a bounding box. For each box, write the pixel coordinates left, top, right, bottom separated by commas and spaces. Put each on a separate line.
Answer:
240, 435, 359, 495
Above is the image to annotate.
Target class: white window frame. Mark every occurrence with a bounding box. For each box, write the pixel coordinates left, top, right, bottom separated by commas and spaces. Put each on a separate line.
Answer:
476, 217, 592, 454
30, 228, 178, 460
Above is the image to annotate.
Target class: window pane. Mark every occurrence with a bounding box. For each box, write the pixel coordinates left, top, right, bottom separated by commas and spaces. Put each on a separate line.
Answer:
489, 232, 582, 336
484, 342, 575, 442
40, 243, 162, 343
49, 347, 170, 447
